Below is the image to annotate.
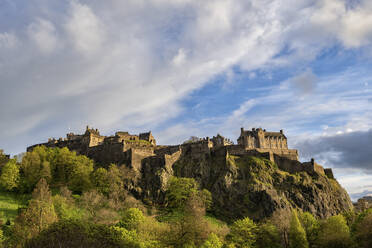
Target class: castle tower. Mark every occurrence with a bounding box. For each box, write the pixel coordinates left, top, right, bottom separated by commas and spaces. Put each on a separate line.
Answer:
238, 127, 288, 150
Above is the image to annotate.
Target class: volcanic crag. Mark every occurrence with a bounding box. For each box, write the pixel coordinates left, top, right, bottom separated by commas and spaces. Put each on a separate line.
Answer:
28, 126, 353, 221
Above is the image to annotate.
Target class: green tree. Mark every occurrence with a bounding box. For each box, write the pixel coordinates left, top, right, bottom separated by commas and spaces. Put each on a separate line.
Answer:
164, 193, 211, 248
317, 214, 352, 248
92, 167, 110, 194
289, 210, 308, 248
299, 212, 319, 248
11, 178, 57, 246
270, 209, 291, 248
255, 222, 282, 248
0, 159, 19, 191
117, 208, 145, 231
201, 233, 223, 248
25, 220, 132, 248
68, 156, 93, 193
227, 217, 258, 248
353, 211, 372, 248
166, 177, 198, 209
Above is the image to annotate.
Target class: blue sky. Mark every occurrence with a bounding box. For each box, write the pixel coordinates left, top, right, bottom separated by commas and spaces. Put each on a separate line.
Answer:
1, 0, 372, 200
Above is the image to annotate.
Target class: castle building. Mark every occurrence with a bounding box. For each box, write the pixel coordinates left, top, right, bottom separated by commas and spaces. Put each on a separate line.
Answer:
237, 127, 288, 149
27, 126, 332, 179
211, 134, 233, 148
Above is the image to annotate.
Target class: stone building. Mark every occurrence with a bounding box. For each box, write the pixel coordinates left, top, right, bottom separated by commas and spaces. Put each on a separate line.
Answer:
27, 126, 333, 179
139, 131, 156, 146
211, 134, 233, 148
238, 127, 288, 149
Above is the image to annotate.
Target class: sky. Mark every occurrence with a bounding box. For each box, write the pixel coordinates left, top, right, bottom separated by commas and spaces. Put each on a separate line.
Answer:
0, 0, 371, 201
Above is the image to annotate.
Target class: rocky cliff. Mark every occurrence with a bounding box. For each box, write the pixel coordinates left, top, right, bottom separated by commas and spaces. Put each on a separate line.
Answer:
128, 148, 352, 222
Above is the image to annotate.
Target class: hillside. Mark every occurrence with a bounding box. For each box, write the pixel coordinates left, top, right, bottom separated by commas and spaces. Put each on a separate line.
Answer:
137, 149, 352, 221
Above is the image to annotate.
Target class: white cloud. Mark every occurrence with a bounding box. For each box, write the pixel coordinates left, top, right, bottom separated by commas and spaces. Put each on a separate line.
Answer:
290, 68, 317, 94
0, 32, 18, 49
311, 0, 372, 48
28, 18, 58, 54
1, 0, 372, 156
65, 2, 105, 54
172, 48, 187, 66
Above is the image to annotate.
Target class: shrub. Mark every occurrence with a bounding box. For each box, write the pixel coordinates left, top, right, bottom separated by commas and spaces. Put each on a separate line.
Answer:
117, 208, 145, 231
317, 214, 352, 248
289, 210, 308, 248
226, 217, 258, 248
25, 220, 129, 248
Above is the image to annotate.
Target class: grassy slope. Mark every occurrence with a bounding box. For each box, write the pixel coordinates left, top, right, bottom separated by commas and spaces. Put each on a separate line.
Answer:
0, 191, 29, 224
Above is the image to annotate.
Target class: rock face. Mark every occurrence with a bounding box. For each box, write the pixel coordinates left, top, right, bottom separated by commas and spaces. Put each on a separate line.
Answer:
27, 126, 353, 221
131, 147, 352, 221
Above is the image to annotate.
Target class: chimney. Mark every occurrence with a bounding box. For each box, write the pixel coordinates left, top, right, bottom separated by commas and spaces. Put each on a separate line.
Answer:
280, 129, 283, 134
311, 158, 315, 165
241, 127, 244, 133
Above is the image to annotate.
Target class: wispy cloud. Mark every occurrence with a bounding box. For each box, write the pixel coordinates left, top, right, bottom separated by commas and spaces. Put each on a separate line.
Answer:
0, 0, 372, 159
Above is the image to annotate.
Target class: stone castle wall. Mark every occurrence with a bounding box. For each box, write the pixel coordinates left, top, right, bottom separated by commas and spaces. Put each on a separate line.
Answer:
26, 127, 334, 179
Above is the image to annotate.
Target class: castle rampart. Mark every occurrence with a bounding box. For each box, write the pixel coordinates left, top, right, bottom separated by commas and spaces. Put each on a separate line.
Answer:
26, 126, 334, 178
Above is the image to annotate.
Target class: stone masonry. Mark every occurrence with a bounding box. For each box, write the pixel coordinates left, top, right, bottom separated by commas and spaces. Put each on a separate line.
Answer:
27, 126, 334, 178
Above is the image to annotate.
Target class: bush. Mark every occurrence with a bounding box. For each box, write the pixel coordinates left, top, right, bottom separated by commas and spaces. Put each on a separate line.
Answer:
227, 217, 258, 248
289, 210, 308, 248
255, 222, 282, 248
353, 212, 372, 248
317, 215, 352, 248
166, 177, 198, 209
0, 159, 19, 191
201, 233, 223, 248
117, 208, 145, 231
25, 220, 129, 248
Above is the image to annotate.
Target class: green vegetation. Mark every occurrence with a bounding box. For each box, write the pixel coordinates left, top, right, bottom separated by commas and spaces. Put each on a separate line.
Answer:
289, 210, 308, 248
0, 191, 29, 223
0, 146, 371, 247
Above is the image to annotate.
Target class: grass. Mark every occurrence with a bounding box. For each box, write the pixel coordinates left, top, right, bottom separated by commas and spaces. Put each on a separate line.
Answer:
0, 191, 30, 224
205, 214, 227, 227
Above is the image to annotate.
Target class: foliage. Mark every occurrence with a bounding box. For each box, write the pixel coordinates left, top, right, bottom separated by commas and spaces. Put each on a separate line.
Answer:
201, 233, 223, 248
92, 167, 110, 194
166, 177, 198, 209
353, 211, 372, 248
17, 146, 95, 193
226, 217, 258, 248
52, 194, 85, 220
0, 191, 28, 225
299, 212, 319, 247
67, 156, 93, 193
289, 210, 308, 248
270, 209, 291, 248
183, 136, 202, 144
25, 220, 129, 248
163, 194, 212, 248
117, 208, 145, 231
255, 222, 282, 248
165, 177, 212, 213
0, 159, 19, 191
11, 178, 57, 246
316, 214, 352, 248
79, 189, 117, 224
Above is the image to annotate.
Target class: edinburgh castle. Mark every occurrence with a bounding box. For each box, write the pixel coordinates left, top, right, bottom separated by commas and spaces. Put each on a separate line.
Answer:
27, 126, 334, 179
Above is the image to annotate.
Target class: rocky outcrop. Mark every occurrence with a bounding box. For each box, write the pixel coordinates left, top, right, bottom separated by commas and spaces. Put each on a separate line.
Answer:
129, 147, 352, 221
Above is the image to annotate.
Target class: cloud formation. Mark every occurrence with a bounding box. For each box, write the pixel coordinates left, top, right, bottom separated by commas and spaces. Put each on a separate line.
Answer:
290, 69, 317, 94
295, 129, 372, 173
1, 0, 372, 155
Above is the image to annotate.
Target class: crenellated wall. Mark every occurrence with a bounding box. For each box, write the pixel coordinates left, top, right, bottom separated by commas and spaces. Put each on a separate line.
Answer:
26, 126, 334, 179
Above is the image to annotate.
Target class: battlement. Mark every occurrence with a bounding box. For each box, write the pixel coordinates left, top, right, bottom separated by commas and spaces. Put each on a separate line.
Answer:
211, 134, 233, 147
26, 126, 333, 178
238, 127, 288, 150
